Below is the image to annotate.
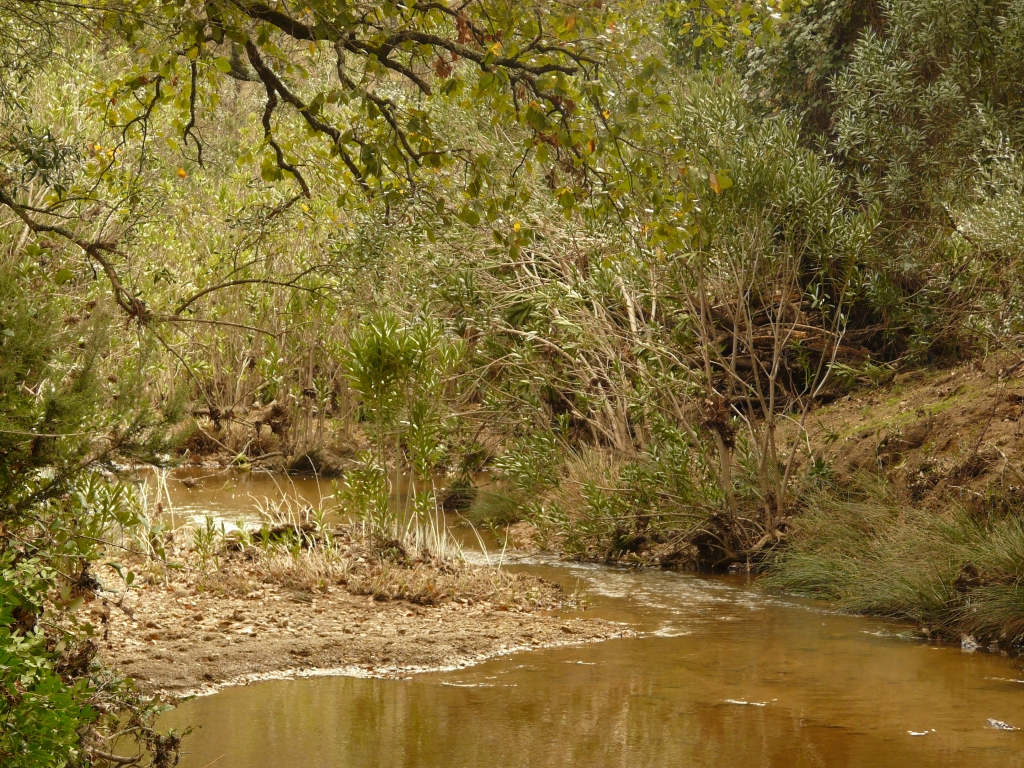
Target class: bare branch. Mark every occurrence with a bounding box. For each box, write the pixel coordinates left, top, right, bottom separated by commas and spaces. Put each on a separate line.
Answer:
173, 266, 323, 315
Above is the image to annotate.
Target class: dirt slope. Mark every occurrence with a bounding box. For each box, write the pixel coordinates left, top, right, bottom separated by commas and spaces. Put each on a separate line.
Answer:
805, 354, 1024, 509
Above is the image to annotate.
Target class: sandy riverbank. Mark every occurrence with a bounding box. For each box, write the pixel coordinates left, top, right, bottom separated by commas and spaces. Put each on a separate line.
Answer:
89, 531, 627, 696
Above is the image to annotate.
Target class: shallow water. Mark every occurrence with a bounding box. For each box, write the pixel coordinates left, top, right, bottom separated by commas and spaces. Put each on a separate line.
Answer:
143, 467, 337, 529
160, 557, 1024, 767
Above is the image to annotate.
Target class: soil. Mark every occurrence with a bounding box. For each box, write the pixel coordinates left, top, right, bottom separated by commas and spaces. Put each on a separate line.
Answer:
803, 352, 1024, 508
90, 541, 626, 697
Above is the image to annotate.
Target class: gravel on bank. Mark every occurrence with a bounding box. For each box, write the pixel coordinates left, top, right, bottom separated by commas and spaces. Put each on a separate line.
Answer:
90, 550, 627, 696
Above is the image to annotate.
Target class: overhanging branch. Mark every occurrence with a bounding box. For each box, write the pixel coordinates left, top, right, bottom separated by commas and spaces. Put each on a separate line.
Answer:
0, 186, 150, 323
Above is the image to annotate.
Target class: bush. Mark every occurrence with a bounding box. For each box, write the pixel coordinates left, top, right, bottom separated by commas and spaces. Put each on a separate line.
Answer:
0, 265, 179, 765
0, 554, 96, 768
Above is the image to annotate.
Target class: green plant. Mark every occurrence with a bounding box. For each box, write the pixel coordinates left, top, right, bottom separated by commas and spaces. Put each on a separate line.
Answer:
337, 453, 392, 538
192, 515, 221, 571
0, 552, 96, 768
0, 262, 181, 765
764, 479, 1024, 644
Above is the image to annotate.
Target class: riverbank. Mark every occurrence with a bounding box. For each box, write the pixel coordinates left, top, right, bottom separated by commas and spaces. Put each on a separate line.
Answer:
760, 354, 1024, 649
160, 354, 1024, 653
92, 528, 626, 697
470, 354, 1024, 650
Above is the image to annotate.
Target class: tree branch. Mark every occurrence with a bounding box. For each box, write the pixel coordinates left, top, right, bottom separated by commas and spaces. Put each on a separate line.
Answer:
0, 187, 150, 323
245, 40, 367, 191
173, 267, 322, 315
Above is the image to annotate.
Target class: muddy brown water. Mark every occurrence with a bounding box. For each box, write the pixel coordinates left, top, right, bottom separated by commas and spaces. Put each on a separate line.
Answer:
144, 467, 341, 529
154, 471, 1024, 767
146, 467, 489, 541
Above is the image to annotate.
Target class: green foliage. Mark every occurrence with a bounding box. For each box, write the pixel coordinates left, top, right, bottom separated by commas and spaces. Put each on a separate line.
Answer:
337, 453, 392, 536
192, 515, 223, 571
0, 552, 96, 768
345, 312, 464, 468
0, 268, 98, 514
742, 0, 881, 132
665, 0, 808, 70
745, 0, 1024, 360
764, 480, 1024, 644
342, 314, 464, 548
346, 312, 419, 428
675, 72, 876, 322
0, 265, 179, 764
1, 0, 1022, 663
491, 431, 561, 498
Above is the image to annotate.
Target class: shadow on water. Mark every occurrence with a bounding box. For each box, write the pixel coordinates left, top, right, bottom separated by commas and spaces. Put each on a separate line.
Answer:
159, 553, 1024, 768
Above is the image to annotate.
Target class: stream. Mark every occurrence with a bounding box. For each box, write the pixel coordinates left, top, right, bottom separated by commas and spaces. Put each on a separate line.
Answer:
153, 470, 1024, 767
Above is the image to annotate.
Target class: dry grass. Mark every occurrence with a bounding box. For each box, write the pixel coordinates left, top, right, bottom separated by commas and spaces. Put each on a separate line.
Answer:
125, 522, 563, 610
346, 560, 560, 608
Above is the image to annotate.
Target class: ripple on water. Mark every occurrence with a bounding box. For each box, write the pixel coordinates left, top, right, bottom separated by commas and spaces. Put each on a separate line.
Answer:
161, 558, 1024, 768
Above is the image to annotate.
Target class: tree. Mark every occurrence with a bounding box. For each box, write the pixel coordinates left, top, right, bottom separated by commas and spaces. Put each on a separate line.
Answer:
0, 0, 800, 328
0, 263, 179, 767
0, 0, 610, 320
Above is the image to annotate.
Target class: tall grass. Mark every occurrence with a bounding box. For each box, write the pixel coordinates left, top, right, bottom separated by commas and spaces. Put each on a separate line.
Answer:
763, 479, 1024, 645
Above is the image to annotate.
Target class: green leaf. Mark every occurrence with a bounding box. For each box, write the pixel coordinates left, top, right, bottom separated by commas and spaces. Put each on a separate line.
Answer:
53, 268, 74, 286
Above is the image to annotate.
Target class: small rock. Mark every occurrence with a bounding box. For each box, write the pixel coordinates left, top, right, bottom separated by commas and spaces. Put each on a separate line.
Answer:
961, 634, 981, 652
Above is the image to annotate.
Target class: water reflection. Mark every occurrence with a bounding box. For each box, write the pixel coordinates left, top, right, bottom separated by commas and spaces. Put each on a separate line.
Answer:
142, 467, 334, 529
162, 563, 1024, 768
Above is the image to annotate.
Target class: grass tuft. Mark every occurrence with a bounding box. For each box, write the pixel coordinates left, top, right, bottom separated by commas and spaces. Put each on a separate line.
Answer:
763, 478, 1024, 645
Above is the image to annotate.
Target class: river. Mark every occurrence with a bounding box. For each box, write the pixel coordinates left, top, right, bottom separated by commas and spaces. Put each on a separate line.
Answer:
152, 469, 1024, 767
